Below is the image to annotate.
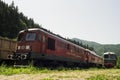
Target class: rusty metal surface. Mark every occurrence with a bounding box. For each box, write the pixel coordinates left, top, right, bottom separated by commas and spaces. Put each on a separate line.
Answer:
0, 37, 17, 59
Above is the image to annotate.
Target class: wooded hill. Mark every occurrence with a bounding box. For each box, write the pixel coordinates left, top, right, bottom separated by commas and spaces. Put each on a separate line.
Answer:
73, 38, 120, 57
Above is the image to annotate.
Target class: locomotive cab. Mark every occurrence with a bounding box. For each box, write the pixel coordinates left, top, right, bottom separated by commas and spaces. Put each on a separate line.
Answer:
104, 52, 117, 68
15, 29, 46, 61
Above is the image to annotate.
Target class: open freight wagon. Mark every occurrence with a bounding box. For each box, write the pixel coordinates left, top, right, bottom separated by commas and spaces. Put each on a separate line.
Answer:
0, 37, 17, 64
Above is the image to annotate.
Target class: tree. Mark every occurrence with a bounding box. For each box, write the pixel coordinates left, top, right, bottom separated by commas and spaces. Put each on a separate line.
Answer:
0, 1, 40, 39
116, 56, 120, 68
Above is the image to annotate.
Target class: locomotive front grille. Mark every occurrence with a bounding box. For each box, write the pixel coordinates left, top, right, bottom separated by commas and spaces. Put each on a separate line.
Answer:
14, 53, 30, 60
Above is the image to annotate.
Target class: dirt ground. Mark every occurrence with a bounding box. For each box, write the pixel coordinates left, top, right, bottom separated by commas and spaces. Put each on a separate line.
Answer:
0, 72, 89, 80
0, 69, 120, 80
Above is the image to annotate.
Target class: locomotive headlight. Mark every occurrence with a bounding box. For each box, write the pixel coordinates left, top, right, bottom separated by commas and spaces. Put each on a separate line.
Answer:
17, 46, 21, 50
26, 45, 30, 50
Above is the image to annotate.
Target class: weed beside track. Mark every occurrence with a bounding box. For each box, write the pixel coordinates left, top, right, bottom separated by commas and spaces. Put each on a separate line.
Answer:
0, 64, 120, 80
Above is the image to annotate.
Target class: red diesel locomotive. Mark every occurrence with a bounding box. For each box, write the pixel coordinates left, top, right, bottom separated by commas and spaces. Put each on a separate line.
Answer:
14, 28, 103, 67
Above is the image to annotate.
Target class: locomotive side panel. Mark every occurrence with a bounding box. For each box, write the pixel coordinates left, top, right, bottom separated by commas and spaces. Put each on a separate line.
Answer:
32, 30, 86, 64
86, 50, 103, 67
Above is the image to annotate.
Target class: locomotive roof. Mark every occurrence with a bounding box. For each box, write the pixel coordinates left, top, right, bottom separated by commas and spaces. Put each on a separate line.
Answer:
86, 49, 96, 55
86, 49, 102, 58
104, 52, 116, 55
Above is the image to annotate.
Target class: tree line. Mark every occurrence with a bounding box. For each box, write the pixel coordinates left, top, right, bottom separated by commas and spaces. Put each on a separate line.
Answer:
0, 0, 40, 39
67, 39, 95, 51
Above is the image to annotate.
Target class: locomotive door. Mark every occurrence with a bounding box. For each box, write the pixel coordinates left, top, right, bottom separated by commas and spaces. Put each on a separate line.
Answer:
41, 34, 46, 54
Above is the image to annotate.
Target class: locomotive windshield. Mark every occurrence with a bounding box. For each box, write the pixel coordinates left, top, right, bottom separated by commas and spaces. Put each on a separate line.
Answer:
25, 33, 36, 41
18, 32, 36, 41
110, 54, 117, 60
104, 54, 117, 60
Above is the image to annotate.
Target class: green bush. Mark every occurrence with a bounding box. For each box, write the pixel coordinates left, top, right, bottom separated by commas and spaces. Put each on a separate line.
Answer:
116, 57, 120, 68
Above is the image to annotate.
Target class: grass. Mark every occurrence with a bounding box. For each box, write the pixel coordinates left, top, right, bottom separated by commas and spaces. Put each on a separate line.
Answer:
0, 64, 36, 75
0, 64, 120, 80
0, 64, 56, 75
88, 74, 120, 80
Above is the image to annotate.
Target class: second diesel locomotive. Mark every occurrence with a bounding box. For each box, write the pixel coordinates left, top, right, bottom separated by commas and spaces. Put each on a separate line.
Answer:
104, 52, 117, 68
13, 28, 103, 67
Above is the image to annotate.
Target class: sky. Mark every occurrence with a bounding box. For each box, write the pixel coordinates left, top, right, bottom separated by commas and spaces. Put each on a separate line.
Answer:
3, 0, 120, 44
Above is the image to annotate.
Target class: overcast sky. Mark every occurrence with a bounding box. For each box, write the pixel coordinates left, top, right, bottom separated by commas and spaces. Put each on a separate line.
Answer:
3, 0, 120, 44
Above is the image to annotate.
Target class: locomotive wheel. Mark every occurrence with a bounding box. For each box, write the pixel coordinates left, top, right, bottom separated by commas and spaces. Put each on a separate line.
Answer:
32, 60, 43, 67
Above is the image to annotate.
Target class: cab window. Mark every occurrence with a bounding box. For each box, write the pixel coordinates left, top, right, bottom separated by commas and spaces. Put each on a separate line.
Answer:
104, 55, 109, 58
110, 54, 117, 59
18, 33, 24, 41
26, 33, 36, 41
38, 34, 42, 41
